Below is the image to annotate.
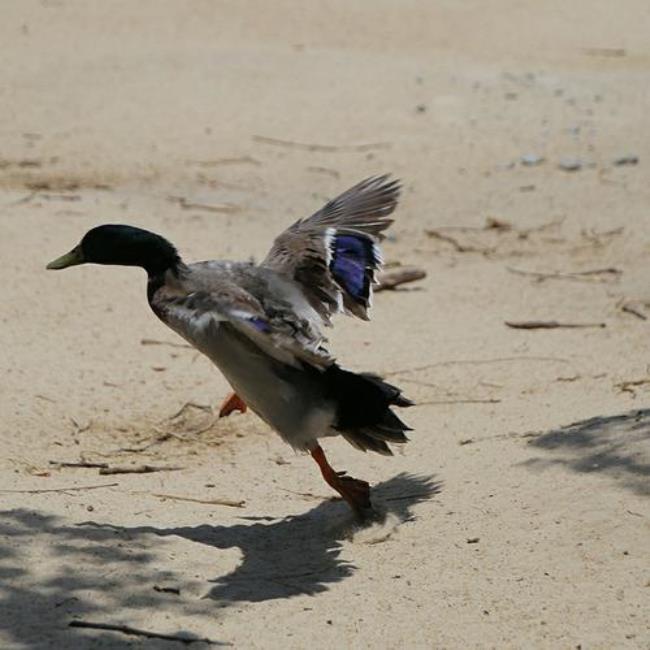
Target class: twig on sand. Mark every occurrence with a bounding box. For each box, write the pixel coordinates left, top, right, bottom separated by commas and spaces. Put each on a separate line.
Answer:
397, 377, 439, 389
169, 196, 240, 214
7, 190, 39, 206
615, 378, 650, 396
432, 218, 511, 233
420, 398, 501, 405
113, 427, 203, 454
68, 620, 227, 646
186, 155, 261, 167
423, 217, 567, 256
518, 217, 566, 236
70, 417, 92, 433
506, 266, 621, 282
98, 465, 183, 476
385, 356, 570, 377
583, 47, 626, 58
375, 267, 426, 291
150, 493, 245, 508
433, 216, 564, 238
505, 320, 606, 330
35, 393, 57, 403
153, 419, 216, 440
306, 166, 340, 178
621, 303, 648, 320
425, 229, 492, 254
280, 488, 331, 501
0, 483, 118, 494
140, 338, 193, 349
581, 226, 624, 244
166, 401, 213, 420
252, 135, 390, 152
49, 461, 109, 469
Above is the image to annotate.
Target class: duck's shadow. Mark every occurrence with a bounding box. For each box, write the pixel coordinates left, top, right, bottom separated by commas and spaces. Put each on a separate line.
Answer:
83, 472, 440, 603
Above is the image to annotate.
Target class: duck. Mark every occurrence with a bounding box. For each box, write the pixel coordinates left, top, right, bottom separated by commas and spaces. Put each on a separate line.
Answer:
47, 176, 413, 518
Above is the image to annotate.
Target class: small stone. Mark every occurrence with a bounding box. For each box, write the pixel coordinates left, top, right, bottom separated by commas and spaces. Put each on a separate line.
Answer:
521, 153, 545, 167
558, 158, 583, 171
485, 217, 512, 230
467, 537, 480, 544
613, 154, 639, 166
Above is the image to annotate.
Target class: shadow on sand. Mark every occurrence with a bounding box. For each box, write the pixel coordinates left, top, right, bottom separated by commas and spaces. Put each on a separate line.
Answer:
523, 407, 650, 495
84, 472, 442, 602
0, 473, 440, 648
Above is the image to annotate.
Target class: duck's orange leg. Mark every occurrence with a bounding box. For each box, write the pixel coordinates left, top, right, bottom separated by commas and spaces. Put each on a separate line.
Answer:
218, 392, 248, 418
310, 444, 371, 515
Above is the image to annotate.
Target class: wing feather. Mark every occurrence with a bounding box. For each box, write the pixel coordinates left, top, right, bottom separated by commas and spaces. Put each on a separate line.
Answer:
151, 276, 331, 369
262, 176, 400, 323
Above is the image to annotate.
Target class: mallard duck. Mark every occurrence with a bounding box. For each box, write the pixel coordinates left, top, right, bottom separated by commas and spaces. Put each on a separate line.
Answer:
47, 176, 412, 517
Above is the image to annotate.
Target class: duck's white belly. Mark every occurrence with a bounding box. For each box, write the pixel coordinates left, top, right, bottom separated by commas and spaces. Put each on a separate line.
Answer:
191, 321, 337, 451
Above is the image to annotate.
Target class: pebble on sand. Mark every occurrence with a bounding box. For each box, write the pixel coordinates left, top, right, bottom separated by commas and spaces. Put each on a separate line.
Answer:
521, 153, 545, 166
613, 154, 639, 166
558, 158, 583, 171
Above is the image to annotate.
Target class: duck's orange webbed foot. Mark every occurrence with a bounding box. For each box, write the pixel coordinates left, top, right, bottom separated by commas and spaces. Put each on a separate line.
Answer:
310, 444, 372, 517
218, 392, 248, 418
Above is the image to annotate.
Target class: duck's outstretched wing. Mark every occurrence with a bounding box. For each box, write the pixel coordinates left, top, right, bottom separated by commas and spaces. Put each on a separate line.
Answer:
262, 175, 400, 323
151, 278, 332, 370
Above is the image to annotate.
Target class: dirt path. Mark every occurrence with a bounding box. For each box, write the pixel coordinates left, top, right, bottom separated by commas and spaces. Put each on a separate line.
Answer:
1, 2, 649, 648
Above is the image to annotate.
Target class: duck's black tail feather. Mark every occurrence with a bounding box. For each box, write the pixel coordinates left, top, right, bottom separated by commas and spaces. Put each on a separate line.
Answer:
323, 365, 413, 455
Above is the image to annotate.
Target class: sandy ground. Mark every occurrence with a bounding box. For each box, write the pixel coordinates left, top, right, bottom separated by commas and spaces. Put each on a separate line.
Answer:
1, 1, 650, 648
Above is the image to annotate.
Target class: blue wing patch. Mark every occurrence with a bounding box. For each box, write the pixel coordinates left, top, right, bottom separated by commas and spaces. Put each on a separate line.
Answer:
330, 234, 378, 304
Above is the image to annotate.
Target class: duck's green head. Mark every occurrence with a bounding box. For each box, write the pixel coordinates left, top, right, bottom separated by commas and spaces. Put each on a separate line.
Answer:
47, 224, 182, 276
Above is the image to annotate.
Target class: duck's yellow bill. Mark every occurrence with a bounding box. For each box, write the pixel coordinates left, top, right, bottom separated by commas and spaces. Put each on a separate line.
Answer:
46, 246, 84, 270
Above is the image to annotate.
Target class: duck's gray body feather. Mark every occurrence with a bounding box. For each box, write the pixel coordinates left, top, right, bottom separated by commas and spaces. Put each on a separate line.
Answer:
150, 262, 337, 450
148, 176, 411, 453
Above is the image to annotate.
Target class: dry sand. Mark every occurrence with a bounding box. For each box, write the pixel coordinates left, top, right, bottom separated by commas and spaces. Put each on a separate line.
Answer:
1, 1, 649, 648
